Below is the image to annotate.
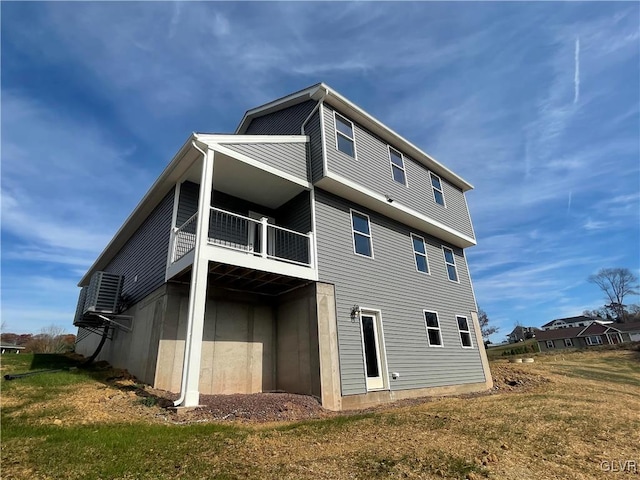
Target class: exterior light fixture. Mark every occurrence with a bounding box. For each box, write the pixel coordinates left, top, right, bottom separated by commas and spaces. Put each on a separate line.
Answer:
350, 305, 361, 321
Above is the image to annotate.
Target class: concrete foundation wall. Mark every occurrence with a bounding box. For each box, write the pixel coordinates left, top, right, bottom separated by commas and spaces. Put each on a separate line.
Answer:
276, 284, 320, 398
75, 285, 167, 386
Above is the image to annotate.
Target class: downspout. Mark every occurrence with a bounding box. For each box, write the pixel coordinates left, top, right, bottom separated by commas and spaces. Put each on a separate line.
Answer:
173, 139, 208, 407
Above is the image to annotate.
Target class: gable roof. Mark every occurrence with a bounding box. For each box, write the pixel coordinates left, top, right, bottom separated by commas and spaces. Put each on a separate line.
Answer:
577, 322, 609, 336
235, 82, 474, 192
535, 326, 585, 341
541, 315, 597, 328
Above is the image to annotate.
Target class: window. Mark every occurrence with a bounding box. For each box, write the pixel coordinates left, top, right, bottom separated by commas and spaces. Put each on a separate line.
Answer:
388, 147, 407, 185
424, 311, 443, 347
546, 340, 555, 349
442, 246, 459, 282
351, 210, 373, 257
430, 172, 445, 206
411, 234, 429, 274
563, 338, 573, 347
457, 316, 473, 348
586, 336, 603, 346
334, 112, 355, 158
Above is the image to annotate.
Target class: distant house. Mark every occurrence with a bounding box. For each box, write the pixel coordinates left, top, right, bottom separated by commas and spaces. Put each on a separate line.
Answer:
507, 326, 540, 343
540, 315, 610, 331
536, 321, 640, 351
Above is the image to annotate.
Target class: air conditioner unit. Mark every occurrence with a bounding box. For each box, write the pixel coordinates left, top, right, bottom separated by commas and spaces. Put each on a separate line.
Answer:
83, 271, 124, 315
73, 286, 89, 327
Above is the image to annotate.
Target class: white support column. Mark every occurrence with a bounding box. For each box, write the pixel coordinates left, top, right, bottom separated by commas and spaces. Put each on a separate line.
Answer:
307, 232, 315, 269
260, 217, 269, 259
178, 147, 215, 407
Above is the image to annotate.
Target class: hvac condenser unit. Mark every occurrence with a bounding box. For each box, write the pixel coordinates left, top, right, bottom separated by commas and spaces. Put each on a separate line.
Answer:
73, 286, 89, 326
83, 271, 124, 315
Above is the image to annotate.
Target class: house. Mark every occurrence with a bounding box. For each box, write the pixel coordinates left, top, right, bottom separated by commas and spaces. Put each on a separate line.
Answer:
73, 83, 492, 410
540, 315, 609, 331
507, 326, 540, 343
536, 321, 640, 351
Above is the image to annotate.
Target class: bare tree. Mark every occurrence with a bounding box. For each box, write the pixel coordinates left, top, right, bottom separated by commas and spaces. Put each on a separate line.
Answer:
588, 268, 639, 322
478, 308, 498, 342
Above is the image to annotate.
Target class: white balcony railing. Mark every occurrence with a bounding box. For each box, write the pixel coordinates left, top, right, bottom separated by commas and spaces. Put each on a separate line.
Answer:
171, 207, 313, 268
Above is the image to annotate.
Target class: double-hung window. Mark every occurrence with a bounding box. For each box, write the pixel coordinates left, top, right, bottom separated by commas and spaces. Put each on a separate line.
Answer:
563, 338, 573, 347
430, 172, 445, 206
388, 147, 407, 185
586, 336, 602, 346
411, 234, 429, 274
442, 246, 459, 282
335, 112, 355, 158
351, 210, 373, 257
424, 311, 443, 347
457, 316, 473, 348
546, 340, 555, 349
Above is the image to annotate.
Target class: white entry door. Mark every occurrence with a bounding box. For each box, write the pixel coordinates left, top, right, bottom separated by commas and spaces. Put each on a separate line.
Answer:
360, 311, 386, 390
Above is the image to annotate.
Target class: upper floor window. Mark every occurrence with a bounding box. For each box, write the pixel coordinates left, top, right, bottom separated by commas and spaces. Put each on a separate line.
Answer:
351, 210, 373, 257
442, 246, 459, 282
424, 311, 443, 347
388, 147, 407, 185
457, 316, 473, 348
411, 234, 429, 274
430, 172, 445, 206
335, 112, 355, 158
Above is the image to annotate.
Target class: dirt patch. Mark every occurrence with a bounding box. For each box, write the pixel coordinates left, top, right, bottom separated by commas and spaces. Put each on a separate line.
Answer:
489, 361, 551, 391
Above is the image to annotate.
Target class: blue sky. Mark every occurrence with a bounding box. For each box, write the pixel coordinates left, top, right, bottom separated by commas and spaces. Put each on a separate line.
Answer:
2, 2, 639, 341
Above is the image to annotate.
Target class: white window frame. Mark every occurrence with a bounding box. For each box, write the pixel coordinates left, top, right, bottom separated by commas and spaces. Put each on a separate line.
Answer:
334, 112, 356, 159
442, 246, 459, 283
456, 315, 473, 348
546, 340, 555, 349
410, 233, 430, 274
586, 336, 603, 346
350, 209, 374, 258
423, 310, 443, 347
430, 172, 446, 207
388, 146, 407, 186
563, 338, 573, 347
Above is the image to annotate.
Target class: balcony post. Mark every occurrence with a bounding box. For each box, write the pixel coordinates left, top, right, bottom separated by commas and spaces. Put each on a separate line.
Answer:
307, 231, 315, 269
260, 217, 269, 258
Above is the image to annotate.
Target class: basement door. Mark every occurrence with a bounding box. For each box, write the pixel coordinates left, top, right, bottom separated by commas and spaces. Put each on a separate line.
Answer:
360, 310, 387, 391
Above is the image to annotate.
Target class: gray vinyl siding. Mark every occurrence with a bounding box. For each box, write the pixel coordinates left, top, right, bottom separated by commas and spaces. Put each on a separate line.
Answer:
304, 109, 324, 183
322, 105, 475, 240
245, 99, 317, 135
314, 189, 484, 396
104, 188, 174, 304
177, 181, 199, 226
224, 142, 308, 182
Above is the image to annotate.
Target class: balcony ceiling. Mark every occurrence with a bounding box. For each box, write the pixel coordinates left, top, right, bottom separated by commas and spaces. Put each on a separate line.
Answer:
182, 151, 306, 209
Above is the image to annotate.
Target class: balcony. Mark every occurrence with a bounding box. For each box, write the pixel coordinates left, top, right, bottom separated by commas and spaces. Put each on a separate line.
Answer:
168, 206, 316, 283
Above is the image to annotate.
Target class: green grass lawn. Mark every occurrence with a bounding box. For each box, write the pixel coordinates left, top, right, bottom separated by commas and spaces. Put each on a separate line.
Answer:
2, 350, 639, 480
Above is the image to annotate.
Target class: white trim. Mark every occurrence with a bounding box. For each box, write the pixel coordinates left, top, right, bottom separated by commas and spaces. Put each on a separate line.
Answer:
165, 181, 182, 281
423, 310, 444, 347
350, 209, 374, 259
321, 171, 476, 248
388, 146, 408, 187
563, 338, 573, 347
442, 246, 460, 283
208, 142, 312, 189
358, 308, 389, 392
430, 172, 446, 208
196, 134, 309, 144
333, 111, 357, 159
546, 340, 555, 349
410, 233, 430, 275
309, 189, 319, 273
319, 102, 328, 178
456, 315, 474, 348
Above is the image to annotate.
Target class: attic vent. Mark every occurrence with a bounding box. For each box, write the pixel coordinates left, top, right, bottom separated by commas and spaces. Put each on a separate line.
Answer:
84, 271, 124, 315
